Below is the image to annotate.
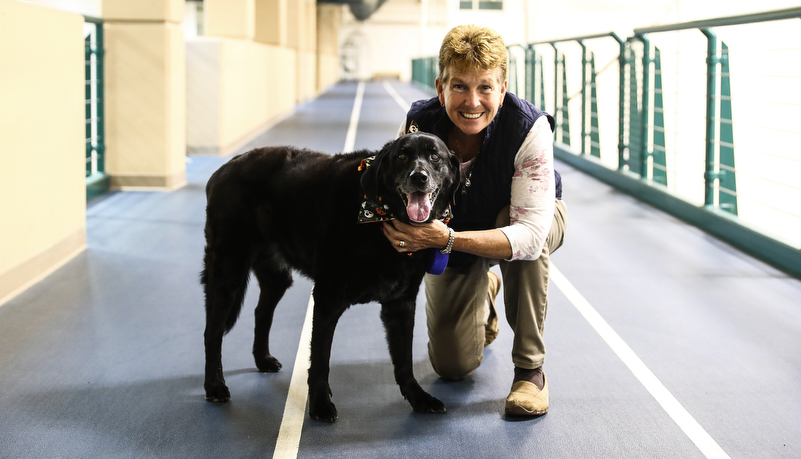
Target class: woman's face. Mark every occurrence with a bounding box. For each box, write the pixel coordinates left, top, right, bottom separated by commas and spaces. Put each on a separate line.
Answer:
436, 66, 507, 137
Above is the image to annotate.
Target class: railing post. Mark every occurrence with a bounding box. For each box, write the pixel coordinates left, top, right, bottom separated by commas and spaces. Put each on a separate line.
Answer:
85, 34, 93, 177
95, 22, 105, 175
651, 46, 667, 185
551, 43, 559, 130
579, 41, 587, 155
639, 34, 651, 180
525, 45, 535, 104
589, 51, 600, 158
613, 33, 627, 171
717, 41, 738, 215
537, 53, 545, 109
702, 29, 719, 207
560, 52, 571, 145
509, 48, 518, 96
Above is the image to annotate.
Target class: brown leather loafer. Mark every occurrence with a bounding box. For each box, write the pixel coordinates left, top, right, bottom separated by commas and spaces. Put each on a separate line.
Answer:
485, 271, 501, 346
505, 375, 549, 416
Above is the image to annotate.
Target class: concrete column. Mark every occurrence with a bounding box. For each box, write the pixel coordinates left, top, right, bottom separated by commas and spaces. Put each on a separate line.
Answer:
288, 0, 318, 103
317, 4, 342, 92
255, 0, 286, 46
204, 0, 255, 40
103, 0, 187, 190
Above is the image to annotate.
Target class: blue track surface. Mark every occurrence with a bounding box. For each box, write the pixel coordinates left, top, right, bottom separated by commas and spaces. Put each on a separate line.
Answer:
1, 81, 800, 459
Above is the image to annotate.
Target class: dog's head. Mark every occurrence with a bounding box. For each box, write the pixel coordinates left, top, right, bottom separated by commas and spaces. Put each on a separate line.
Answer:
361, 132, 461, 224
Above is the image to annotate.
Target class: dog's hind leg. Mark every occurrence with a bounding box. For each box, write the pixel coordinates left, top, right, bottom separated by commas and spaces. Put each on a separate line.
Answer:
251, 251, 293, 373
202, 235, 253, 403
307, 289, 348, 423
380, 299, 446, 414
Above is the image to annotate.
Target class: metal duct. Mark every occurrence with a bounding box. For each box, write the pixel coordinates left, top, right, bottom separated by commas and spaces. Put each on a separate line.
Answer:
318, 0, 389, 21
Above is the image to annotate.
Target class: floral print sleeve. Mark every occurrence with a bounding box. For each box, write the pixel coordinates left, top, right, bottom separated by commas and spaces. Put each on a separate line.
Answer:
498, 116, 556, 261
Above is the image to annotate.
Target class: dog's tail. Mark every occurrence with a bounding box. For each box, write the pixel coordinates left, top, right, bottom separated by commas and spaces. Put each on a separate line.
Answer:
200, 221, 251, 336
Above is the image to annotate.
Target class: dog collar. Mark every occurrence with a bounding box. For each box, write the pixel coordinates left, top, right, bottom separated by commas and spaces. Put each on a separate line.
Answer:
358, 194, 395, 223
358, 156, 394, 223
357, 156, 453, 224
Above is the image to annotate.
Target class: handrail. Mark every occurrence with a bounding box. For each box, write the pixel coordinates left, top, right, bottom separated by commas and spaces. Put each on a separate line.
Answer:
633, 6, 801, 34
533, 32, 625, 46
528, 32, 626, 158
83, 15, 102, 25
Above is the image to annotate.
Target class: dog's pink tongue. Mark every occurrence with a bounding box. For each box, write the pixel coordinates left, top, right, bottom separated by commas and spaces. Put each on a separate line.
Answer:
406, 192, 432, 222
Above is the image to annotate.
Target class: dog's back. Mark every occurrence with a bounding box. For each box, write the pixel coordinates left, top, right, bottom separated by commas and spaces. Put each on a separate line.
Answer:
204, 146, 370, 276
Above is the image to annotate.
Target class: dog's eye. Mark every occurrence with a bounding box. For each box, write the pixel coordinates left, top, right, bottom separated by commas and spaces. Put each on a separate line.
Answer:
429, 153, 440, 162
398, 154, 407, 161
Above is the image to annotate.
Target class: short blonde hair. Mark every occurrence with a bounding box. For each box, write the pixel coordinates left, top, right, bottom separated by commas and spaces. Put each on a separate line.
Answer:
438, 24, 507, 85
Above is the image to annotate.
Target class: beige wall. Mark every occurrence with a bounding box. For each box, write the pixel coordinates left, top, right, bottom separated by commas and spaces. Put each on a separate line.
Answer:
0, 0, 87, 305
186, 38, 296, 155
188, 0, 328, 155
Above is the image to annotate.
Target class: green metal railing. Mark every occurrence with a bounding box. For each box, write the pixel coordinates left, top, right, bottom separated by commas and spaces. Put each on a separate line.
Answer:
410, 7, 801, 279
411, 56, 438, 93
531, 34, 626, 159
84, 15, 109, 202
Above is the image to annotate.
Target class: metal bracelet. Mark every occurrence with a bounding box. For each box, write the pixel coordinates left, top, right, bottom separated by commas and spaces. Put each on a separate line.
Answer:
440, 227, 455, 254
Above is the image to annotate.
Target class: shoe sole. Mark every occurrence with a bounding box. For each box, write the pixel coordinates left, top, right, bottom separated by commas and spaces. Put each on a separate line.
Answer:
505, 404, 548, 416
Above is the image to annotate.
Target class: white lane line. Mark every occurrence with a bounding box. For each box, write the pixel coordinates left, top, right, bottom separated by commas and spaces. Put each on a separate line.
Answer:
343, 81, 365, 152
273, 295, 314, 459
550, 265, 731, 459
273, 83, 366, 459
382, 80, 411, 112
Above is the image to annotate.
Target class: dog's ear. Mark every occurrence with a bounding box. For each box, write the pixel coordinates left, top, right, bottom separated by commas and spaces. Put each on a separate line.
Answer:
448, 148, 465, 203
360, 140, 393, 199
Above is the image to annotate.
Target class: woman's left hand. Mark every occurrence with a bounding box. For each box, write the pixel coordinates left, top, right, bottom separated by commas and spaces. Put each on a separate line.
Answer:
382, 219, 450, 253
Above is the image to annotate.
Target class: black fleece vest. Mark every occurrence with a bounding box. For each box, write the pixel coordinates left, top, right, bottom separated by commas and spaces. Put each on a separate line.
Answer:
404, 92, 556, 268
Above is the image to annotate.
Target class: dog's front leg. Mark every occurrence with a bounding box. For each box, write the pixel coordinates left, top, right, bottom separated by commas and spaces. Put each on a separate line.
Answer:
380, 300, 446, 414
307, 296, 347, 422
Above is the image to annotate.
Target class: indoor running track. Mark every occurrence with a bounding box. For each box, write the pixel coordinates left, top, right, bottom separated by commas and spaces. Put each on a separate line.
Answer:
1, 81, 799, 459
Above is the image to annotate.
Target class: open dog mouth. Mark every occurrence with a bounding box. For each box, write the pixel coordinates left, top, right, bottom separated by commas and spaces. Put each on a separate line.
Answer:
400, 187, 439, 223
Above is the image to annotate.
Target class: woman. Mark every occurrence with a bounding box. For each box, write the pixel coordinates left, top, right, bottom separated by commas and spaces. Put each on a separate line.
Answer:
382, 24, 567, 416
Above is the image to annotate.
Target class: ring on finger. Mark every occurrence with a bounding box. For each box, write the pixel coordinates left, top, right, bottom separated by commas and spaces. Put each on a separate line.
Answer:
398, 240, 406, 248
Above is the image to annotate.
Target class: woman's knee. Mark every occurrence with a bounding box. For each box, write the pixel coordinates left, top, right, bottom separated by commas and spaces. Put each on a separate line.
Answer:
428, 344, 483, 380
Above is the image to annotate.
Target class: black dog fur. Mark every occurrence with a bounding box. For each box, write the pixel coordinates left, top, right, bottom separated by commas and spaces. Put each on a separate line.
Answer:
201, 132, 461, 422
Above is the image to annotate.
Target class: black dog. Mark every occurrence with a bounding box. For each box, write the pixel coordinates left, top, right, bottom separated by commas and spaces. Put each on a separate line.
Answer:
201, 132, 461, 422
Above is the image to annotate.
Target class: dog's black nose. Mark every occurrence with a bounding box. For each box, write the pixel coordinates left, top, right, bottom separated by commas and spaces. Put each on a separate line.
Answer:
410, 170, 428, 184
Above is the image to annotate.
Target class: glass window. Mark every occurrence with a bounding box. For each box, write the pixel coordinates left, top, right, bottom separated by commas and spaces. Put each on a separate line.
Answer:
479, 0, 503, 9
460, 0, 503, 10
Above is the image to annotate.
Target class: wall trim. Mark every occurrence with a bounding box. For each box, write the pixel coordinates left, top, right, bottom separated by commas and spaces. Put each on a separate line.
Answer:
110, 170, 186, 190
187, 108, 296, 157
0, 227, 87, 307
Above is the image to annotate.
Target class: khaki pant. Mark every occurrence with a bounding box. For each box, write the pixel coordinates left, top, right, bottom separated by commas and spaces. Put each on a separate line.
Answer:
424, 199, 567, 380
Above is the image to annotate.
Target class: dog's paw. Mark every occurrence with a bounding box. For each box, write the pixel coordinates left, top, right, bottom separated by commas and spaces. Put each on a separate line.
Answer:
309, 400, 338, 423
410, 393, 447, 414
255, 355, 282, 372
204, 382, 231, 403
